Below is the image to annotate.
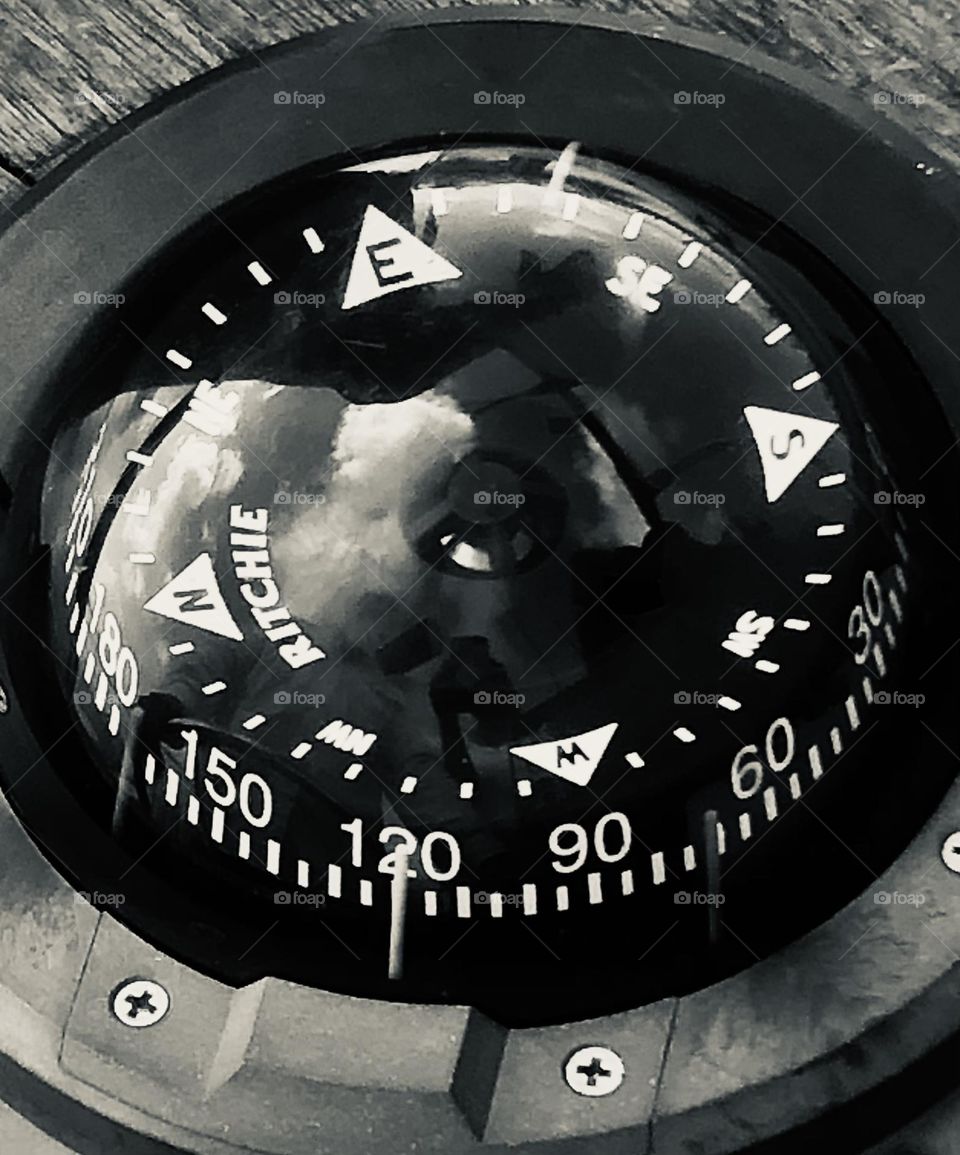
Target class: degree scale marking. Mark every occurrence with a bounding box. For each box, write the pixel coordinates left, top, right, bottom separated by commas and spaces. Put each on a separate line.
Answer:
133, 582, 898, 919
69, 178, 900, 919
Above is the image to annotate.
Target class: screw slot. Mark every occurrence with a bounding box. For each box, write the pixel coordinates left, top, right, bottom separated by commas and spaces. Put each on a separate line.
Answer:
941, 831, 960, 874
110, 978, 170, 1028
563, 1045, 625, 1097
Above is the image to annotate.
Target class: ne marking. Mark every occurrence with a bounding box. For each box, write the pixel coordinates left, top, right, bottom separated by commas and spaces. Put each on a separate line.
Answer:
424, 891, 438, 917
298, 860, 310, 887
673, 727, 696, 743
516, 779, 533, 797
809, 745, 824, 779
557, 885, 570, 912
238, 832, 251, 860
125, 450, 153, 467
242, 714, 266, 730
763, 787, 778, 821
588, 873, 603, 904
266, 840, 281, 875
303, 227, 325, 253
755, 660, 780, 674
830, 727, 843, 755
165, 348, 192, 369
683, 845, 697, 871
400, 777, 418, 795
805, 573, 832, 585
291, 742, 312, 760
817, 524, 845, 537
739, 812, 752, 840
344, 763, 363, 780
651, 852, 666, 885
862, 677, 874, 704
496, 185, 513, 214
625, 751, 645, 767
718, 696, 741, 712
459, 782, 475, 800
128, 552, 156, 564
884, 623, 897, 649
169, 642, 195, 655
725, 278, 752, 303
202, 681, 227, 696
622, 869, 635, 895
328, 864, 342, 898
784, 618, 810, 631
819, 473, 846, 488
845, 696, 861, 730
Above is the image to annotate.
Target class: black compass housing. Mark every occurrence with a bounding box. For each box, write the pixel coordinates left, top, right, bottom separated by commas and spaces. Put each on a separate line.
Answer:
0, 140, 956, 1028
0, 11, 958, 1155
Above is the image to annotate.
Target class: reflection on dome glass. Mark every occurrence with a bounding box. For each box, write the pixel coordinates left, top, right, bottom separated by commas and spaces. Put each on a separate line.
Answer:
12, 144, 959, 1025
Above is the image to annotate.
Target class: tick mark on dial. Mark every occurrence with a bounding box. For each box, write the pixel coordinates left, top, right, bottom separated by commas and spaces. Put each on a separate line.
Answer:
247, 260, 272, 285
793, 370, 821, 391
201, 302, 228, 325
165, 348, 192, 369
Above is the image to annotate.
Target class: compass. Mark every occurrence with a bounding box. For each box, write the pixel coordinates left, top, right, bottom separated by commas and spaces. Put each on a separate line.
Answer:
1, 8, 960, 1155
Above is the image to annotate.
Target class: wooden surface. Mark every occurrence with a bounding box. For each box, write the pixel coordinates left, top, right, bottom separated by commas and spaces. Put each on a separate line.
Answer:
0, 3, 957, 1154
0, 0, 957, 205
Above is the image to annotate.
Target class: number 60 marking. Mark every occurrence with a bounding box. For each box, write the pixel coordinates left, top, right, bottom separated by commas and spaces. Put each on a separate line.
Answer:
731, 716, 795, 799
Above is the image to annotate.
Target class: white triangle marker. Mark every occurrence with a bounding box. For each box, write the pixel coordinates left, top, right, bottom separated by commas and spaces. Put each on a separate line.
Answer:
341, 205, 462, 310
510, 723, 619, 787
743, 406, 839, 503
144, 553, 244, 641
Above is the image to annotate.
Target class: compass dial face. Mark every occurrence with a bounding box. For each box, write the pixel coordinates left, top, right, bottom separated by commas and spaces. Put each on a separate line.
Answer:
18, 144, 958, 1024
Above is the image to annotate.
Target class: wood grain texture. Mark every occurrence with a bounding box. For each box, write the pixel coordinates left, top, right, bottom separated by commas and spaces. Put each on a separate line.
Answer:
0, 0, 956, 197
